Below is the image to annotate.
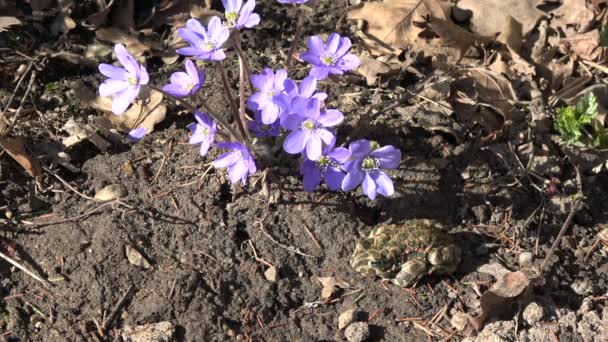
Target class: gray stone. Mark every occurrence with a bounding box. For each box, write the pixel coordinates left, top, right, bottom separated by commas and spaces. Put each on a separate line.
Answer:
344, 322, 370, 342
523, 302, 544, 325
339, 309, 357, 330
518, 252, 534, 267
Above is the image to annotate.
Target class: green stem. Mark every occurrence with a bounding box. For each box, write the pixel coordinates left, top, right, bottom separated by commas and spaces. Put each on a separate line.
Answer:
217, 62, 248, 141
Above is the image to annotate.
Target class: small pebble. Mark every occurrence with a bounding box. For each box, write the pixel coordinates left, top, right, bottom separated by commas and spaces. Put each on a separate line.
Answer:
94, 184, 127, 201
450, 312, 469, 331
523, 302, 544, 325
339, 309, 357, 330
571, 279, 593, 296
344, 322, 369, 342
518, 252, 534, 266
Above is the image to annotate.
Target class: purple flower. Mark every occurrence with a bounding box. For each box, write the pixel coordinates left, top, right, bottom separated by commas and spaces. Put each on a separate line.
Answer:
162, 60, 205, 98
128, 127, 147, 142
223, 0, 260, 29
247, 68, 287, 124
248, 111, 280, 138
188, 111, 217, 157
98, 44, 149, 115
273, 75, 327, 117
300, 33, 360, 80
300, 142, 350, 192
213, 141, 257, 184
341, 140, 401, 200
281, 98, 343, 161
277, 0, 308, 3
177, 17, 229, 61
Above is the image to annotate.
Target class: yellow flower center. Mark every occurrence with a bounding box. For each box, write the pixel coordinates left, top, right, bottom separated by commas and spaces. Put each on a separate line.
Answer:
322, 56, 335, 66
302, 120, 316, 130
225, 12, 238, 28
128, 76, 138, 86
203, 41, 215, 52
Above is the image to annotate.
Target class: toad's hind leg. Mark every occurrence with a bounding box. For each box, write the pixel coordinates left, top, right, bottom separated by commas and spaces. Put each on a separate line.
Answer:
392, 253, 428, 287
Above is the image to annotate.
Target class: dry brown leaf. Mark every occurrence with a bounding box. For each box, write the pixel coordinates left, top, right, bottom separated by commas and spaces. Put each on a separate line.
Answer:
456, 0, 544, 37
71, 81, 166, 134
264, 266, 278, 282
83, 0, 115, 28
467, 68, 517, 118
421, 0, 493, 62
95, 28, 151, 57
0, 16, 21, 32
356, 54, 393, 85
561, 29, 608, 62
62, 119, 112, 151
469, 271, 529, 330
317, 277, 350, 302
550, 0, 595, 31
0, 136, 41, 178
347, 0, 426, 55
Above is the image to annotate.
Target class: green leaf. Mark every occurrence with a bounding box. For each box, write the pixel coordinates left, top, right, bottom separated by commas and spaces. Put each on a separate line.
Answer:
555, 93, 599, 146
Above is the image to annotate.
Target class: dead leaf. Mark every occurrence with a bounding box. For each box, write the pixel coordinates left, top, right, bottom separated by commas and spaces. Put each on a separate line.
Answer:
0, 16, 20, 32
470, 271, 529, 330
95, 28, 151, 57
421, 0, 493, 62
0, 136, 41, 178
125, 245, 151, 269
84, 43, 113, 60
317, 277, 351, 302
62, 119, 112, 151
456, 0, 545, 37
347, 0, 426, 55
70, 81, 166, 135
356, 54, 393, 85
550, 0, 595, 32
83, 0, 115, 28
264, 266, 278, 282
561, 29, 608, 62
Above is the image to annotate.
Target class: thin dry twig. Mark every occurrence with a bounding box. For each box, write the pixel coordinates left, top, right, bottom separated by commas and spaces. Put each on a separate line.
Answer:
254, 216, 317, 258
0, 250, 52, 288
102, 284, 134, 333
43, 166, 98, 201
0, 60, 35, 131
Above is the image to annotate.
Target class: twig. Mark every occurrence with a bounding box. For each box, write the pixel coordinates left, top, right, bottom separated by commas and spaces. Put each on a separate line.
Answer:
102, 284, 134, 333
6, 68, 37, 132
254, 216, 316, 258
540, 165, 584, 272
217, 62, 248, 141
0, 250, 52, 288
25, 201, 115, 228
0, 59, 35, 131
43, 166, 98, 201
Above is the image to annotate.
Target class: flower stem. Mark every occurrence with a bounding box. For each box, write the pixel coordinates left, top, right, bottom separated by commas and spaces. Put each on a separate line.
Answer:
285, 4, 304, 71
217, 62, 249, 141
147, 84, 241, 143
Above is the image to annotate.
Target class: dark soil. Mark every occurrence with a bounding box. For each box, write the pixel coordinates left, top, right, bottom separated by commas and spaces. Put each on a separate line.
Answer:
1, 1, 608, 341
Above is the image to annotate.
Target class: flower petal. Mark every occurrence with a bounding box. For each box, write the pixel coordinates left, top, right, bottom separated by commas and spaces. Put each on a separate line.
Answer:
214, 151, 240, 168
139, 65, 149, 84
280, 113, 303, 131
162, 83, 188, 98
362, 172, 377, 200
374, 171, 394, 197
324, 168, 345, 191
307, 35, 324, 56
112, 87, 136, 115
349, 139, 372, 158
335, 36, 352, 57
309, 66, 329, 80
128, 127, 147, 141
337, 53, 360, 71
199, 138, 211, 157
228, 160, 247, 184
251, 70, 273, 91
370, 145, 401, 169
316, 128, 335, 145
114, 44, 139, 76
317, 109, 343, 127
328, 147, 351, 164
299, 75, 317, 98
301, 162, 321, 192
325, 33, 340, 55
342, 169, 363, 192
99, 64, 128, 80
283, 130, 309, 154
274, 69, 288, 91
306, 135, 322, 161
99, 79, 129, 97
186, 18, 207, 38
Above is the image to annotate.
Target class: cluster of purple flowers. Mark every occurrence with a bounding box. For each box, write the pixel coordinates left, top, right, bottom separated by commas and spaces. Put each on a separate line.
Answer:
96, 0, 399, 199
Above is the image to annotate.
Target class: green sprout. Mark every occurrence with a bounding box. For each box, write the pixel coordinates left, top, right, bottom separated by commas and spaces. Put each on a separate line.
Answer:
555, 93, 608, 149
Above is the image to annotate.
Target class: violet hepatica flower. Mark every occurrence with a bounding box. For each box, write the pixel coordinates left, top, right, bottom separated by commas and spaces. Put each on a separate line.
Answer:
300, 142, 350, 192
281, 98, 343, 161
188, 111, 217, 157
162, 60, 205, 98
247, 68, 287, 124
248, 111, 281, 138
222, 0, 260, 29
300, 33, 360, 80
177, 17, 229, 61
98, 44, 149, 115
273, 75, 327, 117
128, 127, 147, 142
214, 141, 257, 184
341, 140, 401, 200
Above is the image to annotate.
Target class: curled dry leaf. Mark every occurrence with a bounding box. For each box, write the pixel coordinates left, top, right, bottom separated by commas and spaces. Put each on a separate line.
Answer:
0, 16, 21, 32
356, 54, 394, 86
347, 0, 426, 55
70, 80, 166, 135
550, 0, 595, 31
455, 0, 544, 37
83, 0, 115, 28
62, 119, 111, 151
125, 245, 151, 270
0, 136, 41, 178
95, 27, 151, 57
561, 30, 608, 63
317, 277, 351, 302
470, 270, 530, 330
